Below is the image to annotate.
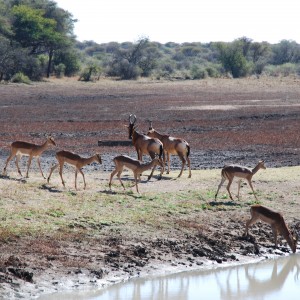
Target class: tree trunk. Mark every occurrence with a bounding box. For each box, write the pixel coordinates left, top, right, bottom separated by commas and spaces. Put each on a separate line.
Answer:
47, 49, 54, 78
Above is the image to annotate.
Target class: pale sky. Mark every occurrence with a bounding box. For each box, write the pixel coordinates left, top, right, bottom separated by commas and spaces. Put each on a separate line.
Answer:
54, 0, 300, 44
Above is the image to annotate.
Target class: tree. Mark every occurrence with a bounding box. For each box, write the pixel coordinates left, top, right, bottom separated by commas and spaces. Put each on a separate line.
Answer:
107, 38, 158, 79
272, 40, 300, 65
12, 1, 76, 77
12, 5, 56, 51
53, 49, 80, 76
236, 36, 252, 58
215, 41, 250, 78
0, 37, 22, 81
0, 0, 13, 38
249, 42, 271, 74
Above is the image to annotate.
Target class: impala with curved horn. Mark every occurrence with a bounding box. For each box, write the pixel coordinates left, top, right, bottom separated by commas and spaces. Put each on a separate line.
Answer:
127, 114, 164, 180
2, 136, 56, 179
147, 121, 191, 178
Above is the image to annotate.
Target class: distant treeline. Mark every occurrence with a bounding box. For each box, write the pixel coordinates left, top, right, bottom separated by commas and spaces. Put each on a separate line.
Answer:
1, 0, 300, 82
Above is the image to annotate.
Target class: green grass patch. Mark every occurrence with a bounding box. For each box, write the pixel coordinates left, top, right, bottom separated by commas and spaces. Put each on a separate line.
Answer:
0, 167, 299, 240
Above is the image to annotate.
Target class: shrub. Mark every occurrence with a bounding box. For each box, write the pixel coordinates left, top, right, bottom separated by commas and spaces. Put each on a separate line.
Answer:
23, 56, 44, 81
190, 66, 208, 79
205, 65, 221, 78
53, 50, 81, 76
54, 63, 66, 78
215, 42, 251, 78
107, 59, 141, 80
11, 72, 31, 84
159, 60, 175, 74
264, 63, 298, 77
280, 63, 298, 76
78, 64, 101, 81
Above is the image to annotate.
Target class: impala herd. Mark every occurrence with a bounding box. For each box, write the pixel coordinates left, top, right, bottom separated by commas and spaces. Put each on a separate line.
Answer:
1, 114, 299, 253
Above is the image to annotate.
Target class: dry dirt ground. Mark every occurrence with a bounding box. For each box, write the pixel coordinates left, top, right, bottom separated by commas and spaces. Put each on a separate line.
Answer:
0, 77, 300, 299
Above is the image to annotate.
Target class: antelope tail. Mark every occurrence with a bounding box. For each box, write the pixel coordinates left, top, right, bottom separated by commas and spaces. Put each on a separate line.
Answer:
222, 168, 230, 180
159, 145, 163, 159
187, 144, 190, 157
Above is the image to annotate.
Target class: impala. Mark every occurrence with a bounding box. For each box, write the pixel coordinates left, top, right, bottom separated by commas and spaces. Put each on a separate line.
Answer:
47, 150, 102, 190
147, 121, 191, 178
215, 160, 266, 200
245, 205, 298, 253
127, 114, 164, 180
109, 155, 164, 194
2, 136, 56, 179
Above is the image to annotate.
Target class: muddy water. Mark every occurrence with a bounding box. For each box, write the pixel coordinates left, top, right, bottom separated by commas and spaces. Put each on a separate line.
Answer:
40, 254, 300, 300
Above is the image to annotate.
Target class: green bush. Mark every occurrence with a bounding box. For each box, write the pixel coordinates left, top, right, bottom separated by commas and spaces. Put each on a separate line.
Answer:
53, 50, 81, 76
280, 63, 298, 76
11, 72, 31, 84
205, 65, 221, 78
23, 56, 44, 81
54, 63, 66, 78
190, 66, 208, 79
79, 64, 101, 81
215, 42, 251, 78
107, 59, 141, 80
264, 63, 298, 77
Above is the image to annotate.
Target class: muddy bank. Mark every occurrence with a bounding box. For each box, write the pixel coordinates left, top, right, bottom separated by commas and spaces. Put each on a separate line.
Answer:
0, 207, 299, 299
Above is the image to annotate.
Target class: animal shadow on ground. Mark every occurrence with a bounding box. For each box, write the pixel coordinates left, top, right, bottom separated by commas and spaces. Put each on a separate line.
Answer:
100, 189, 142, 199
0, 174, 26, 184
39, 184, 62, 193
158, 175, 174, 181
208, 200, 241, 207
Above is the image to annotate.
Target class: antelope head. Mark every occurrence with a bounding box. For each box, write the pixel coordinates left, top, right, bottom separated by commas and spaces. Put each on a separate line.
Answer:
47, 135, 56, 146
129, 114, 136, 125
95, 153, 102, 164
148, 120, 155, 133
128, 114, 137, 139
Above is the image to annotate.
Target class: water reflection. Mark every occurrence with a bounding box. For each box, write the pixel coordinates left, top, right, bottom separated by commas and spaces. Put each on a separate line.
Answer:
216, 255, 300, 300
40, 254, 300, 300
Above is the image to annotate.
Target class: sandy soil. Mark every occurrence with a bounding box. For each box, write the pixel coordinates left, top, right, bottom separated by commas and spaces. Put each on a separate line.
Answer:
0, 77, 300, 299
